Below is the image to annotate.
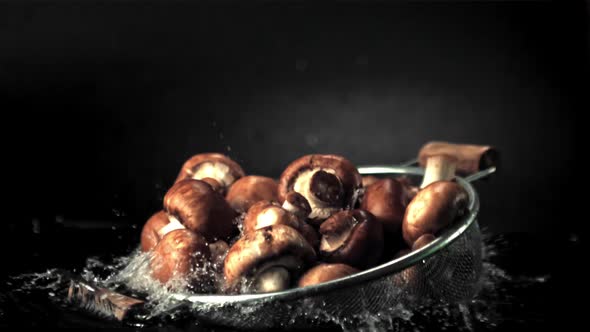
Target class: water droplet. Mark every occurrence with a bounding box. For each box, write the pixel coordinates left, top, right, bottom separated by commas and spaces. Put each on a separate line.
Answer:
534, 275, 549, 283
32, 219, 41, 234
305, 134, 319, 147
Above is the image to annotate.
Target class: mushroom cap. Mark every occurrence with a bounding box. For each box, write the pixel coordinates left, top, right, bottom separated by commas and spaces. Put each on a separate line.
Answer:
164, 179, 237, 241
242, 201, 298, 234
362, 176, 380, 188
223, 224, 316, 287
209, 240, 230, 269
200, 177, 224, 194
411, 233, 436, 251
150, 229, 210, 284
297, 223, 321, 250
396, 176, 419, 203
360, 178, 408, 234
140, 210, 170, 252
225, 175, 279, 213
175, 153, 245, 187
278, 154, 362, 207
242, 200, 320, 248
402, 181, 468, 246
282, 191, 312, 220
319, 209, 384, 269
298, 263, 359, 287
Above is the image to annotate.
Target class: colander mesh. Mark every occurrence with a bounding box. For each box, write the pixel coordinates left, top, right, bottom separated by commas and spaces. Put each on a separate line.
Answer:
190, 221, 482, 330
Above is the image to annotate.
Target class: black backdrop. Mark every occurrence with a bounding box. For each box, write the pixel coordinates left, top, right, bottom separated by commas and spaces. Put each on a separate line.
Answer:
1, 0, 586, 250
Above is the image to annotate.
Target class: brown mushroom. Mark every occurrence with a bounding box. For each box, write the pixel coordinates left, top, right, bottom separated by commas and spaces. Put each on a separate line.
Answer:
319, 209, 384, 269
402, 181, 468, 246
418, 141, 499, 176
278, 154, 362, 224
164, 179, 237, 241
298, 263, 359, 287
411, 233, 436, 251
200, 177, 224, 195
140, 211, 171, 252
396, 176, 419, 203
242, 200, 319, 248
175, 153, 245, 192
150, 229, 210, 284
362, 175, 380, 188
209, 240, 230, 269
360, 178, 412, 235
225, 175, 279, 213
223, 225, 316, 293
392, 234, 437, 288
281, 191, 312, 221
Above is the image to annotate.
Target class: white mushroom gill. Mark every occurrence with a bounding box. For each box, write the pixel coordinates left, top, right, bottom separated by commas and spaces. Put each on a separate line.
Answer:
293, 168, 340, 220
192, 162, 235, 187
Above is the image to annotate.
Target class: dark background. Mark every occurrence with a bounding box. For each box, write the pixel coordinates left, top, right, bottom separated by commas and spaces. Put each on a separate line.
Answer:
1, 0, 586, 269
0, 0, 586, 330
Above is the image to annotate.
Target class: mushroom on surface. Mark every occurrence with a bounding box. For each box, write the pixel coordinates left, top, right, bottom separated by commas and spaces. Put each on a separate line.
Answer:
278, 154, 362, 225
298, 263, 359, 287
242, 200, 319, 248
164, 179, 237, 241
150, 229, 210, 285
223, 225, 316, 293
140, 210, 171, 252
319, 209, 384, 269
175, 153, 245, 193
402, 181, 468, 246
225, 175, 279, 213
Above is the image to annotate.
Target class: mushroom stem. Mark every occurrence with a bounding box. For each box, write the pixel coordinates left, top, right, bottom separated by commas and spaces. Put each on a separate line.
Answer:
157, 216, 186, 238
420, 155, 458, 189
255, 267, 291, 293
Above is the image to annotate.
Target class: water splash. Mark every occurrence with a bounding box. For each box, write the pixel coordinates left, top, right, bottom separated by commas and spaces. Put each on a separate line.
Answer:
4, 233, 550, 330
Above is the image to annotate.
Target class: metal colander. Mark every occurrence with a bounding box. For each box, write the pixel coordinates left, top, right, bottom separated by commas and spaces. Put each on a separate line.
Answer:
165, 165, 485, 330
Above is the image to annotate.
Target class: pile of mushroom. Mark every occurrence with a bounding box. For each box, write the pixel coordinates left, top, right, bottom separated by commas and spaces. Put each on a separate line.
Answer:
139, 145, 480, 294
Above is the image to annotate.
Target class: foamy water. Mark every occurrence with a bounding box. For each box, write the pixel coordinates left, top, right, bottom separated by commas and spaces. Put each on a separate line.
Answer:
4, 232, 549, 331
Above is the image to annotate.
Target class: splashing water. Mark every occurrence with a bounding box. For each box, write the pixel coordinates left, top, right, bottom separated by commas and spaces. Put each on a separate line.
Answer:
3, 233, 550, 331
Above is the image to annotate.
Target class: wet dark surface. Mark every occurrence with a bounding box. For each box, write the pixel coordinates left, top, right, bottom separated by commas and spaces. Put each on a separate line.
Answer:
0, 223, 583, 331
